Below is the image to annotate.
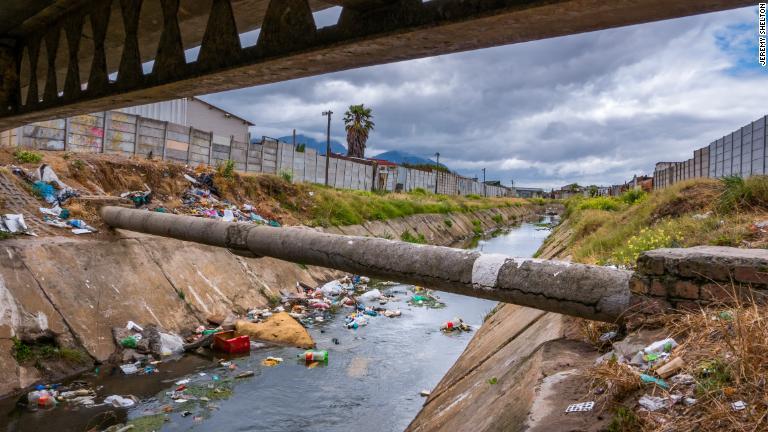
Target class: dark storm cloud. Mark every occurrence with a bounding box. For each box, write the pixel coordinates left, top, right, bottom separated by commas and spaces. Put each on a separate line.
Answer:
201, 6, 766, 189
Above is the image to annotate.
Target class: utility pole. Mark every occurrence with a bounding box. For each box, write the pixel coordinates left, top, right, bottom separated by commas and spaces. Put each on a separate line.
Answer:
482, 168, 486, 197
434, 152, 440, 194
322, 110, 333, 186
292, 128, 296, 147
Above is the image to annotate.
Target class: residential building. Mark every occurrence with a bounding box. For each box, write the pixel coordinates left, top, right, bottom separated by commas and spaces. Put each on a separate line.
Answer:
514, 187, 544, 198
119, 97, 254, 143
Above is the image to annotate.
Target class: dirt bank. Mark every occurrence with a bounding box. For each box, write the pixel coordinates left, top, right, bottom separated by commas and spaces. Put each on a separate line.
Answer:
410, 179, 768, 432
405, 218, 612, 432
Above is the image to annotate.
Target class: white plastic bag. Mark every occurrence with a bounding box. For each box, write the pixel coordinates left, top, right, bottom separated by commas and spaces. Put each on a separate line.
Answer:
159, 332, 184, 356
359, 289, 382, 302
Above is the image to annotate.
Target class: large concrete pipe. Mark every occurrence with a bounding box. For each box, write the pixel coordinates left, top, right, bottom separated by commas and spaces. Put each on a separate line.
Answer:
101, 206, 632, 322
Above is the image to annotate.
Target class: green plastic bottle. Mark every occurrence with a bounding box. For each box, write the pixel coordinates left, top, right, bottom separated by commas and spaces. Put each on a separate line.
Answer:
299, 350, 328, 362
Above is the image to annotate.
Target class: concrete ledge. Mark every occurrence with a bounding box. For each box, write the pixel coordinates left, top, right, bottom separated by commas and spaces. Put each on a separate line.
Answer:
637, 246, 768, 284
632, 246, 768, 312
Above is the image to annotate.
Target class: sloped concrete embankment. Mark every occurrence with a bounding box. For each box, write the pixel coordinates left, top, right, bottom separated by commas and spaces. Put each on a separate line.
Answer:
407, 217, 611, 432
0, 205, 531, 397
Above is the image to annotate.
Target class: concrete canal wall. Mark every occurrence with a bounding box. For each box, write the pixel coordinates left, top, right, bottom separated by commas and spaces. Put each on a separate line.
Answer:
0, 205, 532, 397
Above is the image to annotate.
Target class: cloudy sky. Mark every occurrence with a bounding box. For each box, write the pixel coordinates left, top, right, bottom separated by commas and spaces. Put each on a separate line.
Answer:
201, 5, 768, 189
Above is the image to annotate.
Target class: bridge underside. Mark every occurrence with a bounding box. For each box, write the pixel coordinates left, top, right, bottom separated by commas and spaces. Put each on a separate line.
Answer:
0, 0, 752, 130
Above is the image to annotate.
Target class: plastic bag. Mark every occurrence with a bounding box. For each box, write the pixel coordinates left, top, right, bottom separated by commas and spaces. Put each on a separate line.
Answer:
358, 289, 382, 302
104, 395, 136, 407
120, 336, 137, 348
159, 332, 184, 356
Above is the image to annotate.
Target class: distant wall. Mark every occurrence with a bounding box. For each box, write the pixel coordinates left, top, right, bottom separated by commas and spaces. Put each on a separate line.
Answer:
0, 112, 511, 197
654, 115, 767, 188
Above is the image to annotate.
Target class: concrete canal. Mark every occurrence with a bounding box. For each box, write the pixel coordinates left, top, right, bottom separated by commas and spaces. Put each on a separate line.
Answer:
0, 220, 550, 432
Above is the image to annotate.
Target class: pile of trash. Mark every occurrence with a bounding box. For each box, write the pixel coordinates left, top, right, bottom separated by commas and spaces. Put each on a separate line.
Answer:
24, 380, 136, 412
169, 171, 281, 226
591, 335, 721, 415
0, 214, 35, 236
408, 287, 446, 309
20, 164, 80, 206
112, 320, 184, 375
441, 317, 471, 333
280, 276, 404, 330
40, 204, 97, 234
3, 164, 89, 236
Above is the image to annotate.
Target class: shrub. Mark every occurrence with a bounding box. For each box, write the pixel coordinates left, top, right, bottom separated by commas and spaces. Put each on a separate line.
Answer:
13, 150, 42, 164
619, 189, 646, 205
611, 225, 682, 267
280, 170, 293, 183
216, 160, 235, 179
11, 338, 32, 362
491, 214, 504, 224
466, 194, 482, 199
718, 175, 768, 213
443, 219, 453, 228
576, 196, 623, 212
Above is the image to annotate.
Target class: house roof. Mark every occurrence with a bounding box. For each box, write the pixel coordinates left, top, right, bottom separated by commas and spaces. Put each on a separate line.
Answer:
515, 187, 544, 192
191, 97, 255, 126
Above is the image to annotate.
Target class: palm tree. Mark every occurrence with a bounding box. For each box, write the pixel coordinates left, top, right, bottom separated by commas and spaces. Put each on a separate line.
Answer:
344, 104, 374, 158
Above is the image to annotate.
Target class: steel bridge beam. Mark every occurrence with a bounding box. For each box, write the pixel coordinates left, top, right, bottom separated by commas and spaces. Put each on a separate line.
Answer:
101, 206, 633, 323
0, 0, 752, 130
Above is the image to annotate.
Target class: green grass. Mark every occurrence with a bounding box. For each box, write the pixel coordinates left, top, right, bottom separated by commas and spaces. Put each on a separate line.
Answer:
443, 219, 453, 228
717, 175, 768, 213
306, 186, 521, 227
12, 337, 87, 365
401, 230, 427, 244
259, 286, 282, 307
491, 214, 504, 224
13, 150, 42, 164
128, 414, 167, 432
696, 358, 732, 396
554, 179, 764, 266
472, 219, 483, 236
608, 406, 641, 432
280, 170, 293, 182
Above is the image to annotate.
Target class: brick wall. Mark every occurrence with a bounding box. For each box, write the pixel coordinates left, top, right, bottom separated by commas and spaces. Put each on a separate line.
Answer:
629, 246, 768, 313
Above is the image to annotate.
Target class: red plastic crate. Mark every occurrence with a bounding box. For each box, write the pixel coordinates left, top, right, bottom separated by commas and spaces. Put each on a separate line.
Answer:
213, 330, 250, 354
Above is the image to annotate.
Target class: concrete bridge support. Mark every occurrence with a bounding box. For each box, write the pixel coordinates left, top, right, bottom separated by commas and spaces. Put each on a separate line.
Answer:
101, 206, 633, 323
0, 0, 752, 130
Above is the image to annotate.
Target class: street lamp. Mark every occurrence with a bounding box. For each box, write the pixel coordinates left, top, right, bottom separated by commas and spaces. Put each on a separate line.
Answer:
434, 152, 440, 193
322, 110, 333, 186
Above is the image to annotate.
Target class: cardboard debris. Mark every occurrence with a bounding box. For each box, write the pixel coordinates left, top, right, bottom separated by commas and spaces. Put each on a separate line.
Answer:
565, 401, 595, 413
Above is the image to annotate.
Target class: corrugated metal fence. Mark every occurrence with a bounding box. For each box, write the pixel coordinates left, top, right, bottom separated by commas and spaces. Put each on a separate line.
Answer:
654, 115, 767, 189
0, 111, 510, 197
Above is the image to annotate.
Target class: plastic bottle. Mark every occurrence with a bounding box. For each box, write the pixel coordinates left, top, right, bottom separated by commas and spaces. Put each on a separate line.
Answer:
27, 390, 42, 407
442, 318, 463, 331
299, 350, 329, 362
37, 391, 57, 408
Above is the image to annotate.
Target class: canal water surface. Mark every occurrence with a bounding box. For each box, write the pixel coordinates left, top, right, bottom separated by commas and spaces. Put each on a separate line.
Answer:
1, 221, 550, 432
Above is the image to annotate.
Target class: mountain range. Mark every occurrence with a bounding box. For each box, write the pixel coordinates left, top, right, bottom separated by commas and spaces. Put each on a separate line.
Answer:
255, 134, 447, 169
273, 134, 347, 155
371, 150, 445, 168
